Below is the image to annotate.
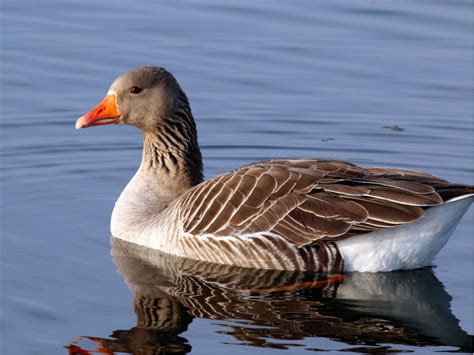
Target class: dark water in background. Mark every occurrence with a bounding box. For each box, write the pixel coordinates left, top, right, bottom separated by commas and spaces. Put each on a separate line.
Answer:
1, 0, 473, 354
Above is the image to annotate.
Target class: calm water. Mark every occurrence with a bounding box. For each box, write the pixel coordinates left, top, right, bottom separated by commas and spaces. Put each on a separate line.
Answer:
1, 1, 473, 354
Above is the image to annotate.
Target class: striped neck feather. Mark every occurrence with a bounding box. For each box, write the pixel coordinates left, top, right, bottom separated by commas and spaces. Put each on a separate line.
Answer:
140, 109, 203, 198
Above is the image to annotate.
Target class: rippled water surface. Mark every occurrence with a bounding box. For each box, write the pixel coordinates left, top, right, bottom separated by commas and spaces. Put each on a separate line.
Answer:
1, 1, 473, 354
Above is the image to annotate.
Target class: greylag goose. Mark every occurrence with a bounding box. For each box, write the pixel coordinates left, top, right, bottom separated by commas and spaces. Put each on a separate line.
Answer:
76, 66, 474, 272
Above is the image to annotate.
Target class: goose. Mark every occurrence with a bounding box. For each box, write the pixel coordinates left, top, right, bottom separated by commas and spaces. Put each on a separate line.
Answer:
75, 66, 474, 272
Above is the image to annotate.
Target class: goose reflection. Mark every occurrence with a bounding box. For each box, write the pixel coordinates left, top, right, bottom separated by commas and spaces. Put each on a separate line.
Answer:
67, 237, 473, 354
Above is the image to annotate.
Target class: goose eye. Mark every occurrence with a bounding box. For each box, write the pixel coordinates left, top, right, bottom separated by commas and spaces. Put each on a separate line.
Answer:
129, 86, 143, 94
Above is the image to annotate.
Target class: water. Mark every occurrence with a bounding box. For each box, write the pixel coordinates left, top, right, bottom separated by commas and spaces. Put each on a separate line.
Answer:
1, 0, 473, 354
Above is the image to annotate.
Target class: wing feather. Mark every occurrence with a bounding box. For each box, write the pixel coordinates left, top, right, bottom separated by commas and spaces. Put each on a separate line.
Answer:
363, 185, 443, 206
345, 196, 424, 224
176, 159, 468, 249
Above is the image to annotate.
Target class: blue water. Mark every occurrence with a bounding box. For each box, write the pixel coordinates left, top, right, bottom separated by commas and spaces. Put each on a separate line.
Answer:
1, 1, 473, 354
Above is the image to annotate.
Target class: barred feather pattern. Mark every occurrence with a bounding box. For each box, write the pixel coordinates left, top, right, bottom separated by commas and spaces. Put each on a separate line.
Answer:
168, 158, 473, 270
141, 94, 203, 186
177, 233, 343, 272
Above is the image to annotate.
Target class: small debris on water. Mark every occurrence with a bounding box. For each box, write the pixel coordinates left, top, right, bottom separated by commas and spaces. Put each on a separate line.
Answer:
321, 137, 335, 142
382, 125, 404, 132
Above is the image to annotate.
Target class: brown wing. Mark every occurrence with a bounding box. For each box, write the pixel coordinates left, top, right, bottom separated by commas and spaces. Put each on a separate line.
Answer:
178, 159, 470, 247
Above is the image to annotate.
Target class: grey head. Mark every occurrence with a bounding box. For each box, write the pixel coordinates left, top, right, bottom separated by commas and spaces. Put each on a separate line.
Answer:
76, 66, 203, 185
76, 66, 194, 131
109, 66, 191, 130
108, 66, 189, 129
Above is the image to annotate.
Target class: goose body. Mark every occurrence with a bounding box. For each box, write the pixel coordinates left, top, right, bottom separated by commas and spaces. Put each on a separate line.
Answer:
76, 66, 474, 272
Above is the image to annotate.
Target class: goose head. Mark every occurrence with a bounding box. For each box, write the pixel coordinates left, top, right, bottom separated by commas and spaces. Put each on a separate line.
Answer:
76, 66, 203, 189
75, 66, 189, 130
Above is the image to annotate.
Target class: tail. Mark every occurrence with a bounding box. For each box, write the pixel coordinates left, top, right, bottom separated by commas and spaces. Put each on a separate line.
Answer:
433, 183, 474, 202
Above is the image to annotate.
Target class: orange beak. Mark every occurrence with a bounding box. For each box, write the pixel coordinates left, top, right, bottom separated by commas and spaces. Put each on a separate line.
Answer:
75, 95, 121, 129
